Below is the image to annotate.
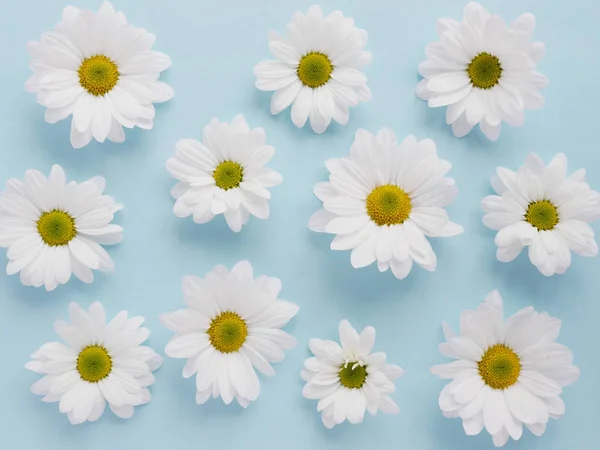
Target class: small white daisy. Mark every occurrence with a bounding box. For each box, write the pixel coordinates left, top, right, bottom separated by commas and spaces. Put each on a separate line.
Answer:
26, 302, 163, 424
482, 153, 600, 276
309, 127, 463, 279
301, 320, 403, 428
431, 291, 579, 447
166, 114, 283, 232
416, 2, 547, 141
161, 261, 298, 407
26, 1, 173, 148
0, 164, 122, 291
254, 5, 372, 133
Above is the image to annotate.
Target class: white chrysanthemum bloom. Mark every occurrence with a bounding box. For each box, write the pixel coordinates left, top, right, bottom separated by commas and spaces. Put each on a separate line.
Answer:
0, 165, 122, 291
415, 2, 547, 141
309, 128, 463, 279
301, 320, 403, 428
26, 302, 163, 425
161, 261, 298, 407
166, 115, 283, 232
482, 153, 600, 276
431, 291, 579, 447
253, 5, 372, 134
26, 1, 173, 148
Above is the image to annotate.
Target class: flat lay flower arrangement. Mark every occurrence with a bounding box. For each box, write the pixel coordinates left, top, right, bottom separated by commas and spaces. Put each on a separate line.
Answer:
0, 1, 598, 450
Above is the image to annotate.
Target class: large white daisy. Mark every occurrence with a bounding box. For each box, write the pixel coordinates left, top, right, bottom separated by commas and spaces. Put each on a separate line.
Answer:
26, 1, 173, 148
26, 302, 163, 424
301, 320, 403, 428
482, 153, 600, 276
416, 2, 547, 141
161, 261, 298, 407
309, 127, 463, 279
431, 291, 579, 447
0, 165, 122, 291
254, 5, 372, 133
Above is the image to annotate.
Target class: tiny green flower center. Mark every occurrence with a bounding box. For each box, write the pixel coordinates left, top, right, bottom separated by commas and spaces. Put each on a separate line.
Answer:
213, 161, 244, 190
36, 210, 76, 246
339, 362, 368, 389
467, 52, 502, 89
208, 311, 248, 353
78, 55, 120, 96
525, 200, 559, 231
297, 52, 333, 88
478, 344, 521, 390
77, 345, 112, 383
366, 184, 412, 226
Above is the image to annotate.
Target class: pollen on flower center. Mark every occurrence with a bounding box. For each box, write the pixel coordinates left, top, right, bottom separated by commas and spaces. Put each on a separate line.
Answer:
525, 199, 559, 231
36, 210, 76, 246
467, 52, 502, 89
77, 345, 112, 383
208, 311, 248, 353
297, 52, 333, 88
366, 184, 412, 226
78, 54, 120, 96
213, 161, 244, 190
338, 361, 368, 389
478, 343, 521, 390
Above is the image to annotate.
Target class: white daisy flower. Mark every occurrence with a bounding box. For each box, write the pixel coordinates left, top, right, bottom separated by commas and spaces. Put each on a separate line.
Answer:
416, 2, 548, 141
161, 261, 298, 407
253, 5, 372, 134
26, 302, 163, 424
482, 153, 600, 276
166, 114, 283, 232
301, 319, 403, 428
309, 127, 463, 279
431, 291, 579, 447
0, 165, 122, 291
26, 1, 173, 149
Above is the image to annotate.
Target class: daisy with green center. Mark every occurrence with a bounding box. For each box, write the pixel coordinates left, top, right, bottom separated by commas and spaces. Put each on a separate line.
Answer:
301, 320, 403, 428
166, 115, 283, 232
25, 2, 173, 148
309, 127, 463, 280
0, 165, 122, 291
482, 153, 600, 276
253, 5, 372, 133
415, 2, 548, 141
431, 291, 579, 447
161, 261, 298, 407
26, 302, 163, 424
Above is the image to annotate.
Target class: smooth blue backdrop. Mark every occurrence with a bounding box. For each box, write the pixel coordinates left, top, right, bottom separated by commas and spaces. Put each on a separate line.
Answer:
0, 0, 598, 449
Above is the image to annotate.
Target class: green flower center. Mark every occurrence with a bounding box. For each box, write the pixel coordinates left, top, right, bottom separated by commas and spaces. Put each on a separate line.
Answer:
213, 161, 244, 190
366, 184, 412, 226
525, 200, 559, 231
208, 311, 248, 353
78, 55, 120, 96
339, 362, 368, 389
478, 344, 521, 390
77, 345, 112, 383
467, 52, 502, 89
297, 52, 333, 88
36, 210, 76, 246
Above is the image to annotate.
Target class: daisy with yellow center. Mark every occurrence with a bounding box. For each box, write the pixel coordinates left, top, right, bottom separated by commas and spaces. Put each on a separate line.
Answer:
161, 261, 299, 408
309, 127, 463, 280
431, 291, 579, 447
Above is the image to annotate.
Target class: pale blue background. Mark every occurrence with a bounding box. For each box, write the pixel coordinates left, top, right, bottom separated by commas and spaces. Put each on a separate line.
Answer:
0, 0, 598, 449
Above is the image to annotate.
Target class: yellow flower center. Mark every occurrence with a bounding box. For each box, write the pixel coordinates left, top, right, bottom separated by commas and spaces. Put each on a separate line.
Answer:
467, 52, 502, 89
297, 52, 333, 88
77, 345, 112, 383
338, 362, 368, 389
366, 184, 412, 226
213, 161, 244, 190
525, 200, 559, 231
208, 311, 248, 353
78, 55, 120, 96
36, 210, 77, 246
478, 344, 521, 390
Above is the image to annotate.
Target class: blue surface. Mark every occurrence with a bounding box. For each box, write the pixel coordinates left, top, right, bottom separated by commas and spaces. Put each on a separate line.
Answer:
0, 0, 598, 449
